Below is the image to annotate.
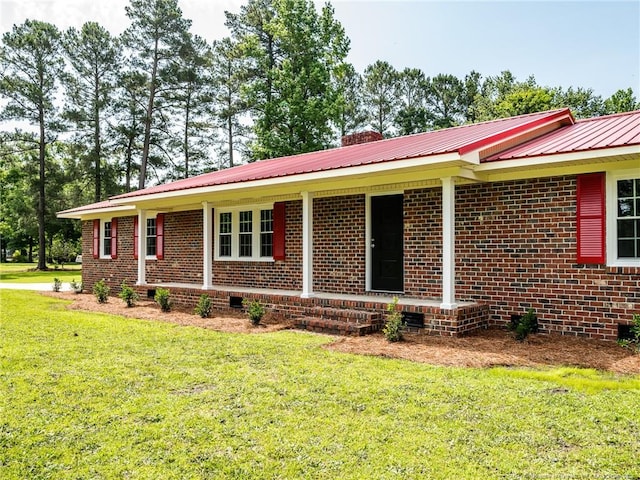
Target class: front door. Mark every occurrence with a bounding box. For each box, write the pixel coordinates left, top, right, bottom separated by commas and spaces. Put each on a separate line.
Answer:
371, 194, 403, 292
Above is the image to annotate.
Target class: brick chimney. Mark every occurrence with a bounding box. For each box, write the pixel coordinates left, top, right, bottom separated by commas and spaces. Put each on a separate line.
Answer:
341, 130, 383, 147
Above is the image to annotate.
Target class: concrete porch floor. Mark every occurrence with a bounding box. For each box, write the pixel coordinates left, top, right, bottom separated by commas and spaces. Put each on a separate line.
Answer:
144, 281, 478, 309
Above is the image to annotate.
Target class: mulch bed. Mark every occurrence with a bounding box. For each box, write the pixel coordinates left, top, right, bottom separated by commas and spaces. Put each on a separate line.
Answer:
44, 291, 640, 375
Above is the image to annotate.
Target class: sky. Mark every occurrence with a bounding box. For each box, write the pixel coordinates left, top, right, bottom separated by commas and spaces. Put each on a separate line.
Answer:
0, 0, 638, 99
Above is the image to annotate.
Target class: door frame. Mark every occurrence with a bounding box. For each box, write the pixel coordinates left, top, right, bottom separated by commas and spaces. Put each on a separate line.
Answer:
365, 191, 405, 292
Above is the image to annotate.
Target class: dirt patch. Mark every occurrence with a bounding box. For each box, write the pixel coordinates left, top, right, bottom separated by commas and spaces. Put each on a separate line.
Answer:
44, 291, 640, 375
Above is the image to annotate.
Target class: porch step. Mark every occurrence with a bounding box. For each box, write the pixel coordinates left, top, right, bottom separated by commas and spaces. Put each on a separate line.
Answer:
294, 317, 381, 336
302, 306, 384, 325
295, 307, 385, 336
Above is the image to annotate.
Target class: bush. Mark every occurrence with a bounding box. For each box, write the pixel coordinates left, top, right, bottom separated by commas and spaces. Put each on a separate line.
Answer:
70, 279, 83, 294
194, 294, 213, 318
155, 288, 171, 312
118, 281, 140, 307
509, 308, 538, 341
93, 279, 110, 304
619, 313, 640, 353
383, 297, 405, 342
243, 299, 265, 325
52, 278, 62, 292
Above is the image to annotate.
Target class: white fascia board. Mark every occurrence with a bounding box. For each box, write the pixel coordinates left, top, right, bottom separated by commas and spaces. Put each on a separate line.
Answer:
57, 205, 136, 220
109, 152, 465, 206
474, 145, 640, 174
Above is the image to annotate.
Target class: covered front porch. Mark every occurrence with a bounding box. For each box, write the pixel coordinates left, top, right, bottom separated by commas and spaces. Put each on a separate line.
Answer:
135, 282, 489, 336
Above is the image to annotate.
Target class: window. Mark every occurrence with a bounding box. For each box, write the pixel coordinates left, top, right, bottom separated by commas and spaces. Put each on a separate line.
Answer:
93, 218, 117, 259
607, 171, 640, 266
260, 209, 273, 257
133, 214, 164, 260
146, 218, 157, 257
103, 221, 112, 257
219, 212, 232, 257
616, 178, 640, 258
239, 210, 253, 257
215, 206, 276, 261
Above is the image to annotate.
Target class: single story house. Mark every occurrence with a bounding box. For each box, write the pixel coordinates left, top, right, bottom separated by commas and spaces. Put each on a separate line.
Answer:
59, 108, 640, 339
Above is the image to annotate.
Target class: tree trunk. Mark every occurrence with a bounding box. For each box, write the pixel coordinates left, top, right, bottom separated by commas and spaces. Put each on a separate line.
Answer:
138, 37, 160, 190
28, 236, 34, 263
94, 75, 102, 202
184, 93, 190, 178
37, 104, 47, 271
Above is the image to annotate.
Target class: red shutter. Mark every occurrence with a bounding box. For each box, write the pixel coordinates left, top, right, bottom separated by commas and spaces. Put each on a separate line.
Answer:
133, 216, 139, 260
92, 219, 100, 259
110, 218, 118, 259
577, 173, 605, 264
273, 202, 286, 261
156, 213, 165, 260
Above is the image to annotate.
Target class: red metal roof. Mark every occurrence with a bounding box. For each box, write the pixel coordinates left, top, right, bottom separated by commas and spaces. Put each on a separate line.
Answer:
112, 109, 573, 200
485, 109, 640, 162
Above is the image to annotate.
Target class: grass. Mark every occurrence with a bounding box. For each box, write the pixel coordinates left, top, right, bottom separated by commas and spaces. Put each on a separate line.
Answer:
1, 290, 639, 479
0, 262, 81, 283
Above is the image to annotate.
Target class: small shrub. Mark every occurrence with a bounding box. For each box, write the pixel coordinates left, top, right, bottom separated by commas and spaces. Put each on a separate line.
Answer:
383, 297, 405, 342
509, 308, 538, 341
118, 281, 140, 307
93, 279, 110, 304
155, 288, 171, 312
70, 279, 83, 294
52, 278, 62, 292
194, 294, 213, 318
619, 313, 640, 353
243, 299, 265, 325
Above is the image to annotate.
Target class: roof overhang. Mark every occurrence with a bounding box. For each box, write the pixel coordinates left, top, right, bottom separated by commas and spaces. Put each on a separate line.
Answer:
109, 152, 467, 211
57, 204, 136, 220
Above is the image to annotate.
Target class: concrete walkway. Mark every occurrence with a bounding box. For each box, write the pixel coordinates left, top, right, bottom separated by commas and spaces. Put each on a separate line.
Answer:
0, 282, 72, 292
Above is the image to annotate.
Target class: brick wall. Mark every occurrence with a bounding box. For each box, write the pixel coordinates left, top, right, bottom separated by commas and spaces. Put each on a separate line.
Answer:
453, 176, 639, 339
81, 217, 137, 292
313, 195, 366, 293
148, 210, 203, 284
81, 175, 639, 339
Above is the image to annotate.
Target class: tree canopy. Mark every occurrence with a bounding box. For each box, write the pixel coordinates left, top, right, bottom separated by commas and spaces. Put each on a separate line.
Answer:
0, 0, 638, 264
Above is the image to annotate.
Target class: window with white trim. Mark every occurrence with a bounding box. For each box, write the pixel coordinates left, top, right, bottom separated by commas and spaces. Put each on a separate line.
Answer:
102, 220, 112, 258
146, 218, 157, 257
607, 171, 640, 266
260, 209, 273, 257
219, 212, 232, 257
616, 178, 640, 258
215, 206, 274, 261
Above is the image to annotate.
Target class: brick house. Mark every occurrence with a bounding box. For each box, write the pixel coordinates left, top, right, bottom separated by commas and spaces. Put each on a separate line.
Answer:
59, 108, 640, 339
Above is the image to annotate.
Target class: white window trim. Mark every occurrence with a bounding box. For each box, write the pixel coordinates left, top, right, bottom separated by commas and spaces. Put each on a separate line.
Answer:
99, 219, 112, 259
145, 217, 157, 261
606, 169, 640, 267
214, 204, 275, 262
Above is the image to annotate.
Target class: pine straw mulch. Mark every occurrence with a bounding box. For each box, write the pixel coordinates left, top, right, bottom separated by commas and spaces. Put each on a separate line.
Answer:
43, 291, 640, 375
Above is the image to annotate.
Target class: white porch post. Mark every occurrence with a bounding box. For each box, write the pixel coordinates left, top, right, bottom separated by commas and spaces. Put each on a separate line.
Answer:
202, 202, 213, 289
301, 191, 314, 298
136, 209, 147, 286
441, 177, 457, 309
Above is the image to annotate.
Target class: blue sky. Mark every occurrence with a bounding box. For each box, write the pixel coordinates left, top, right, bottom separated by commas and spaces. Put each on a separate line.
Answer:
1, 0, 638, 99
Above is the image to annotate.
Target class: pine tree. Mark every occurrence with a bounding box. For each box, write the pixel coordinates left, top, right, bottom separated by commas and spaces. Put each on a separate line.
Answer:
0, 20, 66, 270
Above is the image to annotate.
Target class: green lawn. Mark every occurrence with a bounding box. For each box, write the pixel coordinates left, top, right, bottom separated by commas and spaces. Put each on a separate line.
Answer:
1, 290, 638, 479
0, 262, 81, 283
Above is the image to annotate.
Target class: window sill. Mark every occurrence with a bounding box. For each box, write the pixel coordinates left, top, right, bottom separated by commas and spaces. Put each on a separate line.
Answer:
215, 257, 275, 263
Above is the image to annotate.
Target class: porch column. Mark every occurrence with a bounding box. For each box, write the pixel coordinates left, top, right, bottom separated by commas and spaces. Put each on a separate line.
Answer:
136, 209, 147, 286
202, 202, 213, 289
301, 191, 314, 298
441, 177, 457, 309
